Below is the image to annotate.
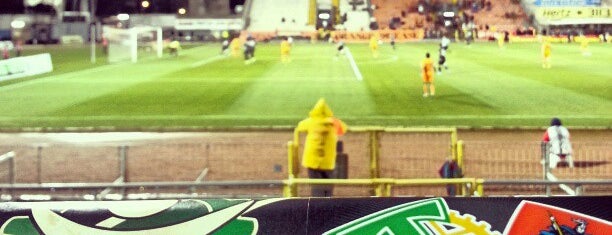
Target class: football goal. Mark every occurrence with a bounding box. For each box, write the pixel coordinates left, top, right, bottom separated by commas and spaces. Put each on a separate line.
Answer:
103, 26, 163, 63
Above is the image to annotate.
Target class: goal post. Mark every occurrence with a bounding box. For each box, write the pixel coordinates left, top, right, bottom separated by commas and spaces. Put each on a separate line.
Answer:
103, 26, 163, 63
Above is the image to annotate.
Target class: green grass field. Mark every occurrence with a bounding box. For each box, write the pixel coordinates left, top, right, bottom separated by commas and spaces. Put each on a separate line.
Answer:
0, 41, 610, 130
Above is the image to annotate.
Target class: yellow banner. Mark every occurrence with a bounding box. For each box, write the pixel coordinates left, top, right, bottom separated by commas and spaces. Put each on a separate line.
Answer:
537, 7, 611, 19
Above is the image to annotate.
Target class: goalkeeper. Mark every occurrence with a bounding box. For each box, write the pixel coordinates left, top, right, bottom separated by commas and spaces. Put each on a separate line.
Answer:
168, 39, 181, 57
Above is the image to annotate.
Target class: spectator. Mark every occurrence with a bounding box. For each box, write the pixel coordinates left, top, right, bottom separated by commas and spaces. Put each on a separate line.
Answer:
102, 37, 108, 55
15, 40, 23, 57
439, 158, 462, 196
2, 45, 9, 60
542, 117, 574, 169
296, 98, 347, 197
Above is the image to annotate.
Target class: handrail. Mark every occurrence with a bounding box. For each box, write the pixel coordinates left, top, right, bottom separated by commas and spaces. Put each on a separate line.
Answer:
0, 179, 610, 199
284, 178, 479, 197
483, 179, 612, 185
0, 151, 15, 185
0, 180, 285, 190
0, 151, 15, 163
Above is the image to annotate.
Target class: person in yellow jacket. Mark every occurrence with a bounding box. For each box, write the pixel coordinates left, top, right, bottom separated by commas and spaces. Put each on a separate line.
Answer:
295, 98, 347, 197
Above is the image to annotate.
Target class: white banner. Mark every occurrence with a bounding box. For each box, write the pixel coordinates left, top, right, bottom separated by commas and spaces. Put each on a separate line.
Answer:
175, 18, 243, 31
0, 53, 53, 82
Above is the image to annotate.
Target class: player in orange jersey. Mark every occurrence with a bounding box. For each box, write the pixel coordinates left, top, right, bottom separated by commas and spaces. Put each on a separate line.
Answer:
421, 52, 435, 97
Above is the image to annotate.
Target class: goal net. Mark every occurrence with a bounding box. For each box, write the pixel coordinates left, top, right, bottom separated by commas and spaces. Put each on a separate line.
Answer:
103, 26, 163, 63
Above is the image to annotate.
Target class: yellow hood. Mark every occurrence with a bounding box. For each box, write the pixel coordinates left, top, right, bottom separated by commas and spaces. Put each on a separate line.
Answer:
309, 98, 333, 118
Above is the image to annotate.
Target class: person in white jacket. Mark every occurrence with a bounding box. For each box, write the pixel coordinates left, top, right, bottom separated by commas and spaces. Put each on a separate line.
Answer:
542, 117, 574, 168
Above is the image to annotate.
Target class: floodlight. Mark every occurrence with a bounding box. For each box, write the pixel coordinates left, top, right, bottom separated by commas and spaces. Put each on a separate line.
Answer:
443, 12, 455, 17
141, 0, 150, 8
117, 13, 130, 21
178, 8, 187, 15
318, 13, 330, 20
10, 20, 25, 29
235, 5, 244, 13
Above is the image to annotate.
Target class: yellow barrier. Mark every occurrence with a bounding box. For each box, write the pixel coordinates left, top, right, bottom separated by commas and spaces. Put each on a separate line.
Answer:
288, 126, 464, 197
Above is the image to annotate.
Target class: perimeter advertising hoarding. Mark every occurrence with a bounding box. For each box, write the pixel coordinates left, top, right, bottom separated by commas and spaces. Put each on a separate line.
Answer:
0, 197, 609, 234
534, 0, 601, 6
0, 53, 53, 82
537, 7, 611, 20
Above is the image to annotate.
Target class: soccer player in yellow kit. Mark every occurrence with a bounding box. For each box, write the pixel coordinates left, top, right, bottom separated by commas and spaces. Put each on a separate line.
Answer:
280, 37, 292, 63
541, 40, 552, 69
230, 38, 242, 57
578, 35, 591, 56
369, 33, 380, 58
421, 52, 435, 97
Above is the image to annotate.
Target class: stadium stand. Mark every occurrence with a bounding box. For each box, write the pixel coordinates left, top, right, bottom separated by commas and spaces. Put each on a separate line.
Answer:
371, 0, 430, 30
470, 0, 527, 33
247, 0, 313, 33
338, 0, 372, 31
369, 0, 533, 39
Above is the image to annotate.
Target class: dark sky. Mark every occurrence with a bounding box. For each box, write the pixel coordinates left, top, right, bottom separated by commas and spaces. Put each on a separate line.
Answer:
0, 0, 245, 16
0, 0, 25, 13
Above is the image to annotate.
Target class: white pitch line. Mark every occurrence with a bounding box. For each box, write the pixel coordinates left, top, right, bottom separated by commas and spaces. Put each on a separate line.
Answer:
344, 47, 363, 81
191, 55, 226, 68
0, 45, 215, 92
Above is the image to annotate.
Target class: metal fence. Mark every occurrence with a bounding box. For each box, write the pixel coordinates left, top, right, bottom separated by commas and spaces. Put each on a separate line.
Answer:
0, 129, 609, 199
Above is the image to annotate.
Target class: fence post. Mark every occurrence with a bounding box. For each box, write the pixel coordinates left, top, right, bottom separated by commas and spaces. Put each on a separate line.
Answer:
119, 146, 128, 197
282, 179, 296, 197
475, 179, 484, 197
0, 151, 16, 197
541, 141, 551, 196
369, 130, 381, 196
575, 184, 583, 196
286, 141, 298, 197
369, 130, 380, 179
450, 128, 458, 161
7, 152, 15, 185
457, 140, 465, 196
37, 146, 43, 184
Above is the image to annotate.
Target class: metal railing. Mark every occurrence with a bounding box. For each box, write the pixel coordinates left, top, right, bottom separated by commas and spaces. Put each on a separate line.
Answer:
0, 151, 15, 185
288, 126, 462, 196
0, 178, 611, 201
0, 129, 609, 200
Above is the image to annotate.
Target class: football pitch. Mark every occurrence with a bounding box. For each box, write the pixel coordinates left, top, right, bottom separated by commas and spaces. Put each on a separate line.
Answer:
0, 41, 610, 129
